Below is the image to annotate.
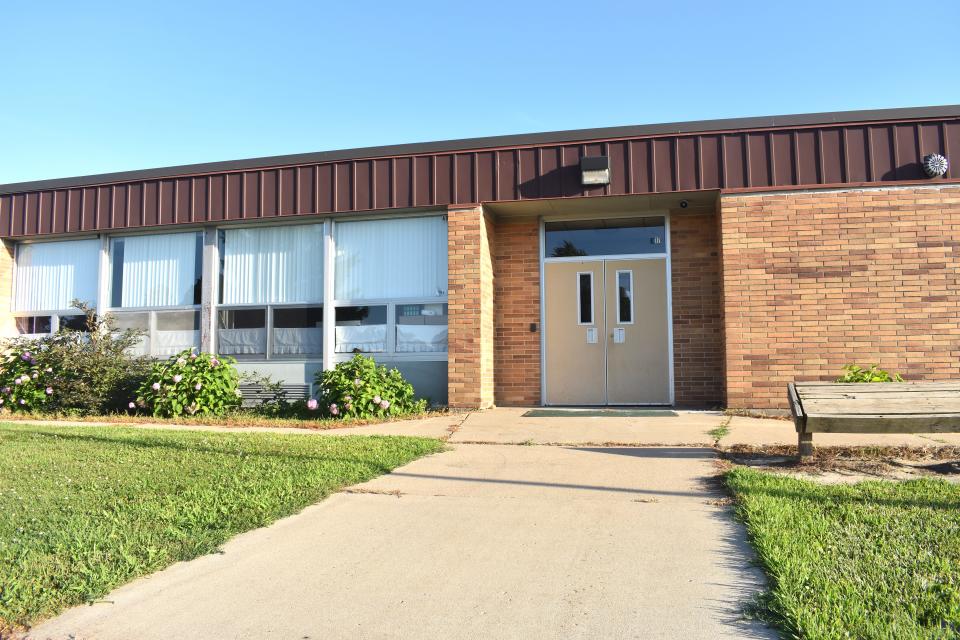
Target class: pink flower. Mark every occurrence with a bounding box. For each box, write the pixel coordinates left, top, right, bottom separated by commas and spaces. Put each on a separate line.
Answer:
151, 382, 161, 391
306, 399, 318, 410
344, 395, 353, 402
173, 374, 183, 383
210, 359, 220, 367
45, 367, 52, 373
128, 401, 136, 409
45, 387, 53, 395
13, 379, 21, 386
380, 400, 390, 410
354, 378, 362, 387
31, 373, 38, 380
329, 403, 339, 415
195, 382, 202, 391
373, 395, 382, 404
0, 398, 4, 405
20, 352, 31, 361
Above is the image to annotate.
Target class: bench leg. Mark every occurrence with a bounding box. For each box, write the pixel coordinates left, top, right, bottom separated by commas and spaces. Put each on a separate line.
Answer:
798, 432, 814, 458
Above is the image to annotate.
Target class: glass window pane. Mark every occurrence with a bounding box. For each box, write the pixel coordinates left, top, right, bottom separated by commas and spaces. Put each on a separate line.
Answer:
578, 273, 593, 324
396, 303, 448, 353
111, 232, 201, 308
59, 314, 92, 332
14, 239, 100, 312
335, 305, 386, 353
221, 224, 324, 305
273, 306, 323, 356
617, 271, 633, 324
545, 217, 665, 257
218, 309, 266, 356
16, 316, 52, 335
335, 216, 447, 300
112, 312, 150, 357
155, 310, 201, 357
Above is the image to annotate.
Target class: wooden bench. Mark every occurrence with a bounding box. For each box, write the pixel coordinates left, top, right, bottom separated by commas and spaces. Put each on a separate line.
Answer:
787, 381, 960, 456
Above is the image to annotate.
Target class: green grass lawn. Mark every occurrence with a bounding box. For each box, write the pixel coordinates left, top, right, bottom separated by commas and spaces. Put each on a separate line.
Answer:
0, 423, 444, 632
727, 467, 960, 639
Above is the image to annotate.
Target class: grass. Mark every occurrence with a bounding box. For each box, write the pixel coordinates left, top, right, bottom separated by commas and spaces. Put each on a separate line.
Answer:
726, 467, 960, 639
707, 418, 731, 442
0, 423, 444, 633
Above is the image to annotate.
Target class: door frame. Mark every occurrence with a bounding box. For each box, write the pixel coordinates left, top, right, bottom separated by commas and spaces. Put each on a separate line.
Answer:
539, 211, 674, 406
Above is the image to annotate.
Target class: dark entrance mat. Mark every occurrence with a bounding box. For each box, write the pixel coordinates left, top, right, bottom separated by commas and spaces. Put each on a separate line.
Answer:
522, 409, 678, 418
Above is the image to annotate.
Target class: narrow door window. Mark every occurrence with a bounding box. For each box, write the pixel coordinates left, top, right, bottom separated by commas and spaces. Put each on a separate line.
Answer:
616, 270, 633, 324
577, 272, 594, 325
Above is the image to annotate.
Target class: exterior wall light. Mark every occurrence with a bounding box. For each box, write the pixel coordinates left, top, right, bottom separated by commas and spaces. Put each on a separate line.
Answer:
581, 156, 611, 186
923, 153, 949, 178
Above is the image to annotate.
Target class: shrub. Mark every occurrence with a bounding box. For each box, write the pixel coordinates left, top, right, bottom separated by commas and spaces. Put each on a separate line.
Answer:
836, 364, 903, 383
136, 350, 242, 417
313, 354, 427, 419
0, 302, 150, 415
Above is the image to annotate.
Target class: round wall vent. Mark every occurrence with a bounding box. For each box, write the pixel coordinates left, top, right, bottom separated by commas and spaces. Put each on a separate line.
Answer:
922, 153, 949, 178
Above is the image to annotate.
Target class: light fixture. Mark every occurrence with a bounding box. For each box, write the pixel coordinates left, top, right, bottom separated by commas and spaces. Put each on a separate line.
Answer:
923, 153, 949, 178
581, 156, 611, 186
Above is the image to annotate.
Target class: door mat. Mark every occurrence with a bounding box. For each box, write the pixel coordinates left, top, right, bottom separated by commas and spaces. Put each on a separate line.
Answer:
521, 409, 678, 418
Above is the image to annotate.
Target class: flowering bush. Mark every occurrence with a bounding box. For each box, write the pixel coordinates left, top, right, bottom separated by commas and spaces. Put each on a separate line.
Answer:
313, 354, 427, 419
0, 349, 56, 412
136, 350, 242, 417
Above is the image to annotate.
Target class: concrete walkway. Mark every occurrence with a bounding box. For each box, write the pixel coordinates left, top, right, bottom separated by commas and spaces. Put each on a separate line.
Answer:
28, 439, 774, 639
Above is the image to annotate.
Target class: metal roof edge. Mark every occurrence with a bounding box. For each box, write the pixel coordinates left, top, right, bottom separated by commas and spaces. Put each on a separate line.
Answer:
2, 104, 959, 195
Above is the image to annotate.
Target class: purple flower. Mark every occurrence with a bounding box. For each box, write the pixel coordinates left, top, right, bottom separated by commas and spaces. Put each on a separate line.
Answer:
128, 401, 136, 409
306, 399, 318, 410
173, 374, 183, 383
19, 399, 26, 405
1, 387, 9, 394
21, 352, 31, 361
45, 387, 53, 395
151, 382, 161, 391
210, 359, 220, 367
29, 359, 37, 366
329, 403, 339, 415
194, 382, 202, 391
380, 400, 390, 410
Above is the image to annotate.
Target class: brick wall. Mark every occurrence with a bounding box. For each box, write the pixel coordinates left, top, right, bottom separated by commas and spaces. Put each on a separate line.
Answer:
493, 218, 541, 405
0, 241, 15, 337
720, 185, 960, 409
670, 211, 724, 406
447, 206, 495, 409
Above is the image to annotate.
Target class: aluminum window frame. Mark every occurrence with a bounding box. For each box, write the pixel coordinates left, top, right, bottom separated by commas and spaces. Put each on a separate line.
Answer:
615, 269, 635, 325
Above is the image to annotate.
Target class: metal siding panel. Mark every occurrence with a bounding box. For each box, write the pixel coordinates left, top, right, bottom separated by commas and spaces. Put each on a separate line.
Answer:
157, 181, 174, 225
770, 132, 793, 186
394, 157, 412, 208
53, 190, 68, 234
497, 150, 517, 200
36, 192, 52, 234
820, 129, 843, 184
279, 168, 296, 215
11, 194, 25, 236
128, 183, 143, 227
581, 143, 605, 196
895, 124, 923, 180
455, 153, 474, 203
539, 147, 561, 198
844, 127, 869, 182
722, 135, 745, 189
795, 130, 819, 184
68, 188, 84, 231
25, 193, 40, 235
296, 167, 315, 214
629, 140, 651, 193
946, 122, 960, 179
650, 138, 673, 192
516, 149, 536, 199
919, 122, 944, 157
94, 187, 110, 229
241, 173, 259, 218
677, 137, 698, 191
260, 170, 278, 217
354, 161, 372, 211
746, 133, 769, 188
699, 136, 721, 190
412, 156, 431, 207
316, 164, 334, 213
175, 179, 191, 224
607, 141, 629, 195
434, 155, 453, 205
560, 146, 581, 197
224, 175, 241, 219
374, 159, 391, 209
0, 196, 11, 236
192, 177, 208, 221
870, 126, 896, 181
112, 185, 127, 228
334, 163, 351, 212
476, 151, 495, 202
81, 188, 97, 231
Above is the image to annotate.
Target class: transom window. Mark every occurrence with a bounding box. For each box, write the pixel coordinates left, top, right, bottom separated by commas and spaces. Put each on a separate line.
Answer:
545, 217, 665, 258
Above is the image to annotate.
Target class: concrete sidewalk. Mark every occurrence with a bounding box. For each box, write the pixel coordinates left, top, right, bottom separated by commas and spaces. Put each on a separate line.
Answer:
29, 444, 774, 640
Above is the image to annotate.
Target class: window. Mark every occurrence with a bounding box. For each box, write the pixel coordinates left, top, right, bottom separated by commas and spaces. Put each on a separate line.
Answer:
335, 216, 447, 300
14, 238, 100, 315
336, 306, 387, 353
218, 224, 324, 359
577, 272, 593, 325
616, 270, 633, 324
545, 217, 666, 257
396, 304, 448, 352
110, 232, 202, 357
16, 316, 52, 335
111, 232, 202, 308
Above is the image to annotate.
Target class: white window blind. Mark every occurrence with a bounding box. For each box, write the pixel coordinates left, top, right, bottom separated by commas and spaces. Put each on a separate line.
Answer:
335, 216, 447, 300
14, 239, 100, 312
221, 224, 324, 304
115, 233, 199, 308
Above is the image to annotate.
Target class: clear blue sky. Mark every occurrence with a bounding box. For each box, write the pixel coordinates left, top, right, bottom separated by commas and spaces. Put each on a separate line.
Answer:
3, 0, 958, 185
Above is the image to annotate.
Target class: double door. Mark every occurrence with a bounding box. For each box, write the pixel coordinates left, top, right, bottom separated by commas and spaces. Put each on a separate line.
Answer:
544, 258, 671, 405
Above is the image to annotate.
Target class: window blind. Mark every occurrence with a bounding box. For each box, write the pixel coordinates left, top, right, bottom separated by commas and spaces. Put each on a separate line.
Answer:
115, 233, 199, 308
14, 239, 100, 312
221, 224, 324, 305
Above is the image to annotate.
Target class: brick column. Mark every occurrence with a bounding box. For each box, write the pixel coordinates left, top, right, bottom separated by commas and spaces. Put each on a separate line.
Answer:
0, 240, 16, 338
447, 205, 495, 409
